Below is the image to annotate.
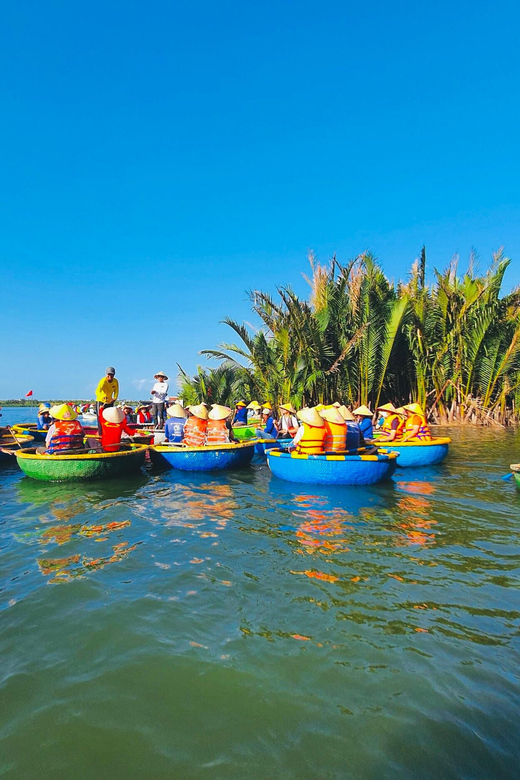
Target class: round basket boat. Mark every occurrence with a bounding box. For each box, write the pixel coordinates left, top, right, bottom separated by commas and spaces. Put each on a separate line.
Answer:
380, 437, 451, 467
254, 438, 293, 456
150, 440, 256, 472
510, 464, 520, 488
0, 433, 35, 462
232, 425, 259, 441
12, 423, 48, 442
267, 448, 397, 485
15, 444, 148, 482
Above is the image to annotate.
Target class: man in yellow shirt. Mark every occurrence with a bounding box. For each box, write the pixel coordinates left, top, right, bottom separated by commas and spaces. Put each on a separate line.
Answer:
95, 366, 119, 434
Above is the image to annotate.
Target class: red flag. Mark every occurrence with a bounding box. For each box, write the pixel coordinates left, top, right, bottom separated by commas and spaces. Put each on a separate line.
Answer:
25, 390, 33, 397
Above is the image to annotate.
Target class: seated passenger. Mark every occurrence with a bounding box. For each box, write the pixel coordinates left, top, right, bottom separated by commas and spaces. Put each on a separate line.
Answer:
183, 404, 209, 446
122, 404, 136, 424
278, 403, 299, 439
136, 404, 153, 424
246, 401, 261, 421
376, 403, 401, 442
319, 407, 347, 451
233, 400, 248, 425
164, 403, 187, 443
206, 405, 238, 444
45, 404, 85, 454
100, 407, 137, 452
401, 403, 432, 441
37, 403, 52, 431
339, 405, 363, 448
353, 405, 374, 440
255, 408, 279, 440
291, 407, 327, 455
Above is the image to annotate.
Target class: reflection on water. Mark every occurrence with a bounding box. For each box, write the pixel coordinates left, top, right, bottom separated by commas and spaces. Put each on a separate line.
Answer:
1, 426, 520, 779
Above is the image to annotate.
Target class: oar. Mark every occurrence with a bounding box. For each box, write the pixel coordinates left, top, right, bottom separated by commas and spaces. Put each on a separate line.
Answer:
7, 425, 22, 448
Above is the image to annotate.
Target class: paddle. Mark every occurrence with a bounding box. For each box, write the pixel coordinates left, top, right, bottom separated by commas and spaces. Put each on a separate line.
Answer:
7, 426, 22, 448
501, 473, 513, 480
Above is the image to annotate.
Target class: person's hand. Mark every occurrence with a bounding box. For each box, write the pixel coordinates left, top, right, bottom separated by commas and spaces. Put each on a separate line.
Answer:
151, 390, 156, 395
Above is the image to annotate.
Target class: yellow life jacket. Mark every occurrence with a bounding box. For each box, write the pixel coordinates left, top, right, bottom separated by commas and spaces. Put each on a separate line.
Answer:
381, 413, 400, 435
403, 413, 431, 440
323, 419, 347, 452
295, 422, 327, 455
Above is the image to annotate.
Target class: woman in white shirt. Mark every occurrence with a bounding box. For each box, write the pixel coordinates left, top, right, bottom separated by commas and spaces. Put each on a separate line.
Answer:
151, 371, 169, 429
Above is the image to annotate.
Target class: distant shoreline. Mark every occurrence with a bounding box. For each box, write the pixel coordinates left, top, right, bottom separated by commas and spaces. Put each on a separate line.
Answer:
0, 399, 143, 407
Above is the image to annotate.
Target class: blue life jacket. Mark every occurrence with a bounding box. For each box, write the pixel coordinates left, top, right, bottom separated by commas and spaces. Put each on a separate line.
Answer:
234, 407, 248, 424
346, 421, 362, 449
165, 417, 186, 443
264, 416, 277, 437
37, 414, 51, 431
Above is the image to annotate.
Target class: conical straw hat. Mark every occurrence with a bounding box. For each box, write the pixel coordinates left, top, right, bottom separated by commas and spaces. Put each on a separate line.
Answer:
297, 407, 325, 428
247, 401, 260, 409
188, 404, 209, 420
395, 406, 406, 416
332, 402, 341, 408
353, 405, 372, 417
314, 403, 325, 411
279, 402, 297, 414
339, 405, 355, 421
49, 403, 77, 421
103, 407, 125, 424
404, 403, 425, 416
154, 371, 168, 380
167, 403, 187, 418
235, 400, 247, 407
376, 402, 397, 413
38, 403, 51, 414
209, 404, 232, 421
319, 407, 346, 425
262, 402, 272, 410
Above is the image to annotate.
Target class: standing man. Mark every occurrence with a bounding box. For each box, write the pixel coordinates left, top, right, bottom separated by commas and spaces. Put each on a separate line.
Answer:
95, 366, 119, 434
150, 371, 169, 429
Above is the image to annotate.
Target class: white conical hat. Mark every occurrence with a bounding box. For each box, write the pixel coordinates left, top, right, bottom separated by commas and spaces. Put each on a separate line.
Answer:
208, 404, 232, 421
167, 403, 187, 418
353, 405, 372, 417
297, 407, 325, 428
319, 407, 346, 425
339, 405, 355, 421
188, 404, 209, 420
103, 407, 125, 423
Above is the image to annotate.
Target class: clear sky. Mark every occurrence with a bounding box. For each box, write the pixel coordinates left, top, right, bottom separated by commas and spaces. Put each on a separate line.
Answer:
1, 0, 519, 400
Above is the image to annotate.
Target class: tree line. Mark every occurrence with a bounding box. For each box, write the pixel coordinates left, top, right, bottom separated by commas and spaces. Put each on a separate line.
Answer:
179, 249, 520, 425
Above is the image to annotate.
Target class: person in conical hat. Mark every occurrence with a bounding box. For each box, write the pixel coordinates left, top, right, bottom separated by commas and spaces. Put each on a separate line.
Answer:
45, 404, 85, 454
233, 400, 248, 426
37, 403, 52, 431
353, 404, 373, 439
278, 402, 299, 439
377, 402, 402, 442
100, 406, 137, 452
151, 372, 169, 430
401, 403, 432, 442
291, 407, 326, 455
339, 405, 356, 421
183, 404, 209, 447
262, 402, 272, 410
164, 403, 187, 444
319, 407, 347, 452
247, 401, 260, 409
255, 406, 278, 440
206, 405, 238, 445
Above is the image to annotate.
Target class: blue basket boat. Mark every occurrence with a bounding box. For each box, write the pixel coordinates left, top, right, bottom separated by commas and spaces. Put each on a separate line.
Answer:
12, 423, 47, 442
254, 438, 293, 456
267, 448, 397, 485
150, 440, 257, 472
380, 437, 451, 467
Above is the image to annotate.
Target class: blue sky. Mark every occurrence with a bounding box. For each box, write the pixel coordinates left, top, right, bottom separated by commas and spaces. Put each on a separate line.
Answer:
1, 0, 519, 399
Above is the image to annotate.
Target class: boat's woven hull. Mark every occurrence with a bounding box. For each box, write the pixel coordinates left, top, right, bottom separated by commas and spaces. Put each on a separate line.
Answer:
16, 445, 148, 482
267, 449, 397, 485
150, 441, 256, 471
382, 437, 450, 467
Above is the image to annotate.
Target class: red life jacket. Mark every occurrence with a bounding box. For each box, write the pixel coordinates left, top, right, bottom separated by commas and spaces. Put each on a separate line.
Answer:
295, 423, 327, 455
47, 420, 84, 453
205, 419, 231, 445
323, 419, 347, 451
137, 409, 152, 423
183, 417, 207, 447
100, 418, 134, 452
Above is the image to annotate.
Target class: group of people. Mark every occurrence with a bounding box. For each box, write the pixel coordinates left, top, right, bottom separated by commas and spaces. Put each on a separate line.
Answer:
95, 367, 171, 431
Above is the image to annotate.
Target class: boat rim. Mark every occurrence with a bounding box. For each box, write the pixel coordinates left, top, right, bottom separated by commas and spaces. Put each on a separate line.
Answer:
153, 440, 259, 453
374, 436, 451, 447
267, 449, 398, 462
16, 444, 149, 461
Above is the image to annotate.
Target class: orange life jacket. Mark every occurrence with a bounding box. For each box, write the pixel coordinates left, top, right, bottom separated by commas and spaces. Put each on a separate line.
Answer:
205, 419, 231, 445
381, 413, 400, 435
323, 419, 347, 451
295, 422, 327, 455
183, 416, 208, 447
403, 413, 431, 440
47, 420, 84, 453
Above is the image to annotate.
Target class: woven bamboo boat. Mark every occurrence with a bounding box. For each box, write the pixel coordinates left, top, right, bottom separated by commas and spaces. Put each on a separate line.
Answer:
380, 437, 451, 467
150, 440, 256, 471
12, 423, 48, 442
232, 424, 259, 440
510, 464, 520, 487
15, 444, 148, 482
254, 438, 292, 456
267, 448, 397, 485
0, 433, 35, 462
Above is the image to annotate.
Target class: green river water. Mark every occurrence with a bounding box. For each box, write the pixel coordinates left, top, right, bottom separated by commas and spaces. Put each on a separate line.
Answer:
1, 408, 520, 779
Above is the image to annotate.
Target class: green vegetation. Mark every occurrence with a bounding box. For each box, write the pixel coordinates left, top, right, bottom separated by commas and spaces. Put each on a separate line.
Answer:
179, 249, 520, 425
